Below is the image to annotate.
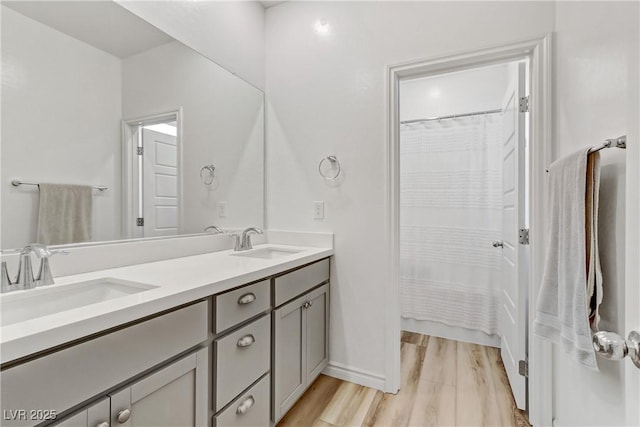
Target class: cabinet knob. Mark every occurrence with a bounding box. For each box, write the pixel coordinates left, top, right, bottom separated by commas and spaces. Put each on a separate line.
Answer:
237, 293, 256, 305
236, 395, 255, 415
303, 301, 313, 309
96, 422, 110, 427
237, 334, 255, 347
116, 409, 131, 424
492, 241, 503, 248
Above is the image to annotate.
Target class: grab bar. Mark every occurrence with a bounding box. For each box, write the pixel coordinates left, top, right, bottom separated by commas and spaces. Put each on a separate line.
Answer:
592, 330, 640, 369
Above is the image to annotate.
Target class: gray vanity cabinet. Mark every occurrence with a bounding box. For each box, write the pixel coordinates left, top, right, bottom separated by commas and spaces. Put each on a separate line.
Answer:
1, 302, 208, 427
108, 347, 208, 427
54, 399, 109, 427
273, 283, 329, 423
52, 347, 208, 427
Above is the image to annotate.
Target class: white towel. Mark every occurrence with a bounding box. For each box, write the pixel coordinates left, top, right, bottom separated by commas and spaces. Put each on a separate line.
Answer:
533, 148, 603, 370
37, 184, 93, 245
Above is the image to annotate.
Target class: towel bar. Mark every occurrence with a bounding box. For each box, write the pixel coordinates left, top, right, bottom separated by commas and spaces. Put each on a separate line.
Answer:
592, 330, 640, 369
545, 135, 627, 173
11, 179, 107, 191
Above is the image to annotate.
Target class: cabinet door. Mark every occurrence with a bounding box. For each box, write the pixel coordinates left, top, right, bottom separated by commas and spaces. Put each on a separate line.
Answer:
109, 347, 208, 427
273, 296, 306, 422
54, 398, 109, 427
305, 284, 329, 383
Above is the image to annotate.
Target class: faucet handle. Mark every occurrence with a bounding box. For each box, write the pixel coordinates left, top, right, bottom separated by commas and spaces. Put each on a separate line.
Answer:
233, 233, 242, 251
35, 250, 68, 286
1, 261, 13, 293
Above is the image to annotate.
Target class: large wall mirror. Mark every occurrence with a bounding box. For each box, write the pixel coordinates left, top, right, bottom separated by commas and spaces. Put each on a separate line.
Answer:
1, 1, 264, 250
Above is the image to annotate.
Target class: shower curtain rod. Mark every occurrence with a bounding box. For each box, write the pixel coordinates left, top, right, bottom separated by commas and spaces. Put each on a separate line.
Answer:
400, 108, 502, 125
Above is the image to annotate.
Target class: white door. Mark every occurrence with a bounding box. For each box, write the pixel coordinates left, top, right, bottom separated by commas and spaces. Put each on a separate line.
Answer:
142, 128, 178, 237
500, 61, 528, 409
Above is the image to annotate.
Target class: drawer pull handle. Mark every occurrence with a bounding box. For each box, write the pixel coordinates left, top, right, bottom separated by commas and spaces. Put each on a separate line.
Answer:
237, 334, 255, 347
236, 395, 255, 415
116, 409, 131, 424
96, 422, 110, 427
238, 293, 256, 305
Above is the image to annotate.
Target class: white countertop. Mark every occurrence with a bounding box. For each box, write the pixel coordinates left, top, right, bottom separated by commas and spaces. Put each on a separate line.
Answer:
0, 244, 333, 365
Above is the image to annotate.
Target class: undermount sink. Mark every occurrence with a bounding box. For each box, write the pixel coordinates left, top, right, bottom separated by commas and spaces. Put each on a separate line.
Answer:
0, 278, 158, 326
231, 247, 303, 260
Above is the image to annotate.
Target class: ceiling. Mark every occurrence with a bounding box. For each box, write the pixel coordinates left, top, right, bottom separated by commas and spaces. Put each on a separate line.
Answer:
3, 1, 174, 58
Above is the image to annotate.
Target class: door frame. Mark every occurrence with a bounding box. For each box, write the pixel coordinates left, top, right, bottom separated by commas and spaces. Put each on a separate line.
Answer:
385, 34, 553, 426
121, 109, 183, 239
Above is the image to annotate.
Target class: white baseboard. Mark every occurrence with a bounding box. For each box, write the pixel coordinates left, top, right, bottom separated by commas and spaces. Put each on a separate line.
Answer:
402, 318, 500, 348
322, 361, 386, 392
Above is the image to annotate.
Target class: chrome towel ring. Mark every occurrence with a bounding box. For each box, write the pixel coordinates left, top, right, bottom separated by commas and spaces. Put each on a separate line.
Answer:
200, 164, 215, 185
318, 155, 341, 180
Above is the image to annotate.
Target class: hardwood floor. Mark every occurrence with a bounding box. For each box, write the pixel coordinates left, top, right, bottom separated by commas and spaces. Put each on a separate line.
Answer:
277, 332, 530, 427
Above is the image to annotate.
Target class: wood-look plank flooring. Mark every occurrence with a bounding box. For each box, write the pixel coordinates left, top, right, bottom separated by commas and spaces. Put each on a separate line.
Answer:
277, 332, 530, 427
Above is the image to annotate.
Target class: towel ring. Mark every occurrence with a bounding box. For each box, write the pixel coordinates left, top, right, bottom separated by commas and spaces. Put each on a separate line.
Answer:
318, 155, 341, 180
200, 164, 215, 185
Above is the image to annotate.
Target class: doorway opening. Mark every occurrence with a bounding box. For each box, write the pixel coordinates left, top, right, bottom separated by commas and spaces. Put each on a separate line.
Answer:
386, 35, 553, 426
122, 110, 182, 239
397, 59, 530, 414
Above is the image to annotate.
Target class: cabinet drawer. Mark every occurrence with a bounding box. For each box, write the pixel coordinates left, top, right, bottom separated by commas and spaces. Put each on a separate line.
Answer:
214, 315, 270, 411
274, 258, 329, 307
0, 302, 208, 427
214, 280, 270, 333
214, 374, 270, 427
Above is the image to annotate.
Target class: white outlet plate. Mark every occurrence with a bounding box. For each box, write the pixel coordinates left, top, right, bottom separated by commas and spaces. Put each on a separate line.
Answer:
313, 201, 324, 220
218, 201, 228, 218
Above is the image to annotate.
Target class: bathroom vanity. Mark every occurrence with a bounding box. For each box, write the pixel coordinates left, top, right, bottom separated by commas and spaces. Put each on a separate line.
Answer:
0, 245, 332, 427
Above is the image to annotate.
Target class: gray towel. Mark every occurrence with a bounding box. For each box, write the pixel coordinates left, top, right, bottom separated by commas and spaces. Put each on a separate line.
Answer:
37, 184, 92, 245
534, 148, 602, 370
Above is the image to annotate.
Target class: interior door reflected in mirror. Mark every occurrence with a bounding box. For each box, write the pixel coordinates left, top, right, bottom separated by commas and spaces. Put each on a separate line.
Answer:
1, 1, 265, 250
123, 113, 181, 239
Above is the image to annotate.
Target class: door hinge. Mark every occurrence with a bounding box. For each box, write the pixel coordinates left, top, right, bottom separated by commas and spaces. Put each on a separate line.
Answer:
136, 217, 144, 226
519, 96, 529, 113
519, 228, 530, 245
137, 146, 144, 156
518, 360, 529, 378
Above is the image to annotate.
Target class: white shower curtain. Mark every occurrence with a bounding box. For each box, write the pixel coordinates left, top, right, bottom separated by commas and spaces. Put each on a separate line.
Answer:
400, 113, 502, 335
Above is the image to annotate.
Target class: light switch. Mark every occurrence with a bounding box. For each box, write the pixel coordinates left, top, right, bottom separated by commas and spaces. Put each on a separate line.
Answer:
313, 201, 324, 220
218, 201, 228, 218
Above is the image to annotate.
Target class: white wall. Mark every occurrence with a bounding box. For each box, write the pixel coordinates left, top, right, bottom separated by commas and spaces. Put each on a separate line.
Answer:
265, 1, 555, 386
116, 0, 266, 90
552, 2, 639, 426
1, 6, 122, 249
400, 63, 509, 121
122, 41, 264, 233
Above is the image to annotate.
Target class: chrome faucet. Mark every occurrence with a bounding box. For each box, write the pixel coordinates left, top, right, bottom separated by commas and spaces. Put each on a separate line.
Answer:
234, 227, 264, 251
204, 225, 224, 234
1, 244, 67, 293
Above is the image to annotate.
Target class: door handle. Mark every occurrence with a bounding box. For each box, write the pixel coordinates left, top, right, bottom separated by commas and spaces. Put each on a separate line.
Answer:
592, 330, 640, 368
492, 241, 503, 248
